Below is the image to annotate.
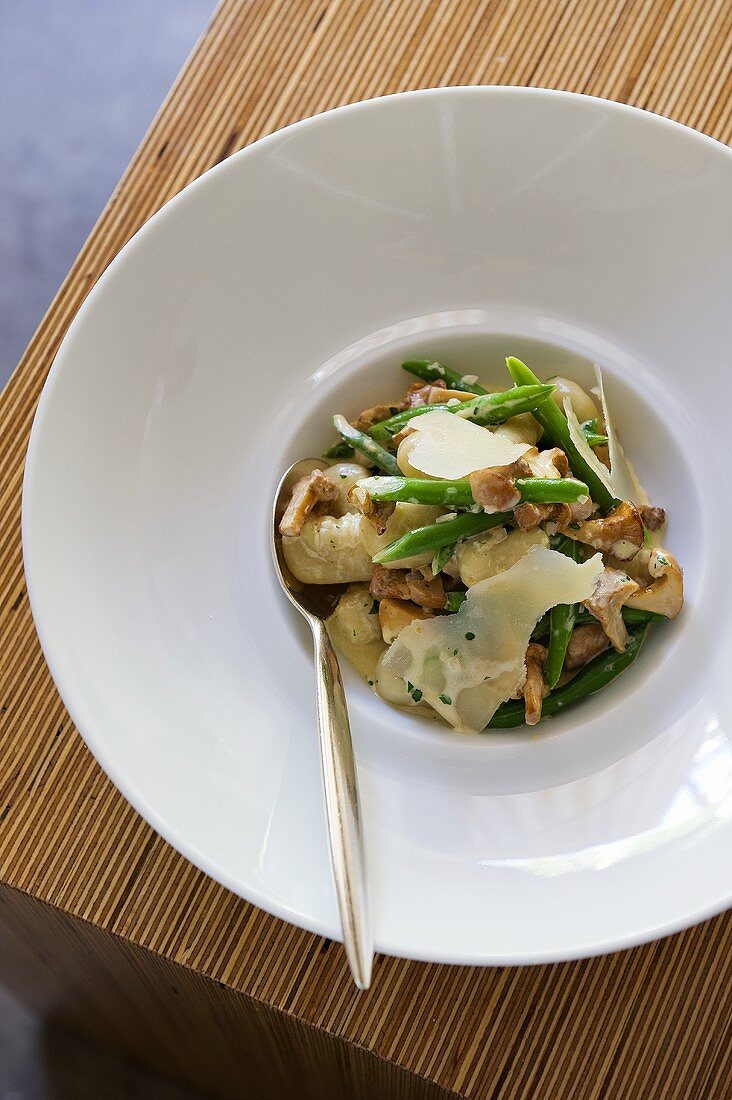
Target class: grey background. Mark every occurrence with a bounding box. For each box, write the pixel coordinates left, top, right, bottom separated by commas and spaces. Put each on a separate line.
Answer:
1, 2, 217, 1095
0, 0, 216, 389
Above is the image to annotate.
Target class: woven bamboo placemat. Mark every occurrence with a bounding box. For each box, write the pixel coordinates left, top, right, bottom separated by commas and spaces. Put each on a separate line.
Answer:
1, 3, 731, 1097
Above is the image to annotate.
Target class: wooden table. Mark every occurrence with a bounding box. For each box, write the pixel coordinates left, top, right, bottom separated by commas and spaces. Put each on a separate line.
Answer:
1, 2, 731, 1097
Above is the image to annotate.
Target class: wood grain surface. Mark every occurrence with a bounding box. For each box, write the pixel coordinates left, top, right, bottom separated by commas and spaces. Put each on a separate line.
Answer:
1, 2, 731, 1098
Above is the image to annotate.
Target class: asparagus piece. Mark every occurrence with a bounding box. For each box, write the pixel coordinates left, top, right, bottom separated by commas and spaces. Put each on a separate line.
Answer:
402, 359, 490, 395
332, 415, 401, 476
546, 539, 581, 689
373, 511, 510, 564
359, 475, 590, 507
487, 623, 650, 728
505, 357, 618, 511
369, 384, 554, 440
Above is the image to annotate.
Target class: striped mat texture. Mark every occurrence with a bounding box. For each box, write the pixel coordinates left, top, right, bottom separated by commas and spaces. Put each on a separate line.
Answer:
1, 2, 731, 1097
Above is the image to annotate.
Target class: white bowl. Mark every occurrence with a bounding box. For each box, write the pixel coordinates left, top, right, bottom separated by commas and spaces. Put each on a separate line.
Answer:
23, 88, 732, 965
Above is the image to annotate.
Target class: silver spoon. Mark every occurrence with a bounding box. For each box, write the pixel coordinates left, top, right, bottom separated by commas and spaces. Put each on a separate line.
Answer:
272, 459, 372, 990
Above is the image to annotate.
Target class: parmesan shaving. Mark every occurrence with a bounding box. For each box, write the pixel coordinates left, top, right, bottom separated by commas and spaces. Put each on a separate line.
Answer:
380, 546, 604, 731
563, 398, 615, 496
457, 528, 548, 587
593, 365, 649, 505
404, 409, 531, 479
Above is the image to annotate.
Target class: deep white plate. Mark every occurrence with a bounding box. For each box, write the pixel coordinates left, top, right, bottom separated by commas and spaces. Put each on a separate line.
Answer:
23, 88, 732, 965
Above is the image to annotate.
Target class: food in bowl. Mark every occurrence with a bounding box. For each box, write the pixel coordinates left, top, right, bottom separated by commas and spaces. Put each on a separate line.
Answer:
279, 357, 683, 731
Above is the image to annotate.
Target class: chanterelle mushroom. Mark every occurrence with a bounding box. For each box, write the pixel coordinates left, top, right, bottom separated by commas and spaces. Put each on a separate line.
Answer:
353, 403, 398, 431
369, 564, 446, 609
565, 500, 644, 561
402, 379, 480, 408
640, 505, 666, 532
513, 496, 594, 533
625, 548, 683, 619
583, 567, 640, 652
565, 623, 609, 670
469, 464, 521, 513
347, 483, 396, 534
516, 446, 569, 480
522, 642, 549, 725
514, 501, 556, 531
565, 495, 596, 525
279, 468, 338, 537
403, 379, 446, 408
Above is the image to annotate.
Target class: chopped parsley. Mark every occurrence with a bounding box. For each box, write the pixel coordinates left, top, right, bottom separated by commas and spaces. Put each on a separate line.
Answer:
439, 694, 452, 706
465, 632, 475, 640
406, 681, 423, 703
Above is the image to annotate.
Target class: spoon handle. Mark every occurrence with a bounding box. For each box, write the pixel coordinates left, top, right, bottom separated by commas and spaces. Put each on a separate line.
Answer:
311, 617, 373, 990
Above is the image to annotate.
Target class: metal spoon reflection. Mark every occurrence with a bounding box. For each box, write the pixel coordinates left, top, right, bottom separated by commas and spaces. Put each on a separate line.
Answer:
272, 459, 372, 990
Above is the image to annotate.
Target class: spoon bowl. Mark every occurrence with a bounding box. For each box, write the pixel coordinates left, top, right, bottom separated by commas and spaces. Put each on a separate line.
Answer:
272, 459, 346, 621
272, 459, 373, 989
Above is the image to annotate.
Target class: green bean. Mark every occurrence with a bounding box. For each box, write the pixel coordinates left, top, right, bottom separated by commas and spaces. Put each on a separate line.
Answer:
517, 478, 589, 504
369, 385, 554, 440
322, 439, 355, 460
373, 511, 511, 564
487, 623, 650, 728
332, 415, 401, 476
362, 476, 474, 507
581, 419, 608, 448
533, 606, 662, 640
461, 386, 556, 425
445, 591, 467, 612
505, 357, 618, 512
359, 475, 589, 508
546, 539, 581, 689
368, 403, 453, 440
402, 359, 490, 395
432, 542, 456, 574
